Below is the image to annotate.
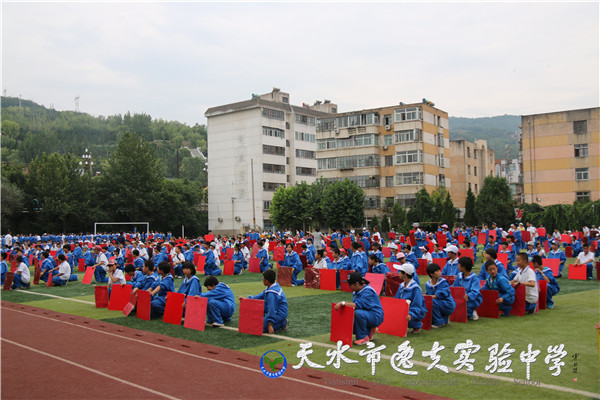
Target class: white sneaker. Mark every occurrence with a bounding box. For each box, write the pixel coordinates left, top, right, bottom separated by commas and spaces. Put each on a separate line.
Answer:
432, 324, 441, 329
472, 311, 479, 321
212, 322, 224, 327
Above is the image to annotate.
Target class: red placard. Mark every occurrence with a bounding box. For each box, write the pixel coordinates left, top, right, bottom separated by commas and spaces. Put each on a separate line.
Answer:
304, 267, 320, 289
422, 295, 433, 331
365, 273, 385, 296
510, 284, 526, 316
436, 233, 447, 249
50, 251, 57, 257
408, 232, 416, 247
248, 258, 261, 273
477, 290, 500, 318
183, 296, 208, 331
478, 232, 487, 245
330, 303, 355, 346
388, 232, 396, 240
385, 273, 402, 297
568, 264, 586, 280
378, 297, 409, 337
251, 244, 259, 258
223, 260, 235, 276
10, 260, 16, 273
320, 269, 337, 291
433, 258, 447, 269
268, 241, 277, 252
33, 265, 41, 285
542, 258, 560, 277
459, 248, 474, 262
3, 272, 14, 291
239, 298, 264, 336
543, 241, 550, 254
339, 269, 354, 292
342, 237, 352, 250
46, 272, 53, 287
122, 292, 137, 316
382, 247, 391, 259
417, 259, 428, 275
273, 247, 285, 262
565, 246, 573, 258
204, 234, 215, 242
489, 231, 497, 241
538, 280, 547, 311
497, 253, 508, 267
163, 292, 186, 325
109, 284, 132, 311
458, 235, 465, 245
537, 228, 546, 237
299, 255, 308, 270
136, 290, 151, 321
28, 255, 34, 265
226, 248, 234, 260
78, 258, 85, 272
521, 231, 531, 243
450, 286, 467, 323
82, 267, 95, 284
442, 275, 456, 285
277, 266, 294, 287
427, 242, 434, 253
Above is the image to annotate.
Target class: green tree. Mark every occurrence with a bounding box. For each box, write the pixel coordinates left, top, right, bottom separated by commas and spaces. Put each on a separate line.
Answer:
380, 213, 390, 234
321, 179, 364, 229
442, 194, 457, 229
153, 179, 206, 235
308, 177, 328, 228
180, 156, 207, 185
1, 176, 23, 232
475, 176, 514, 227
407, 188, 434, 226
99, 132, 163, 221
371, 215, 380, 229
464, 186, 477, 226
390, 202, 406, 230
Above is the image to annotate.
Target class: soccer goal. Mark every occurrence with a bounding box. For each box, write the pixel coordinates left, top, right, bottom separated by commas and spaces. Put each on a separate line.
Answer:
93, 222, 150, 240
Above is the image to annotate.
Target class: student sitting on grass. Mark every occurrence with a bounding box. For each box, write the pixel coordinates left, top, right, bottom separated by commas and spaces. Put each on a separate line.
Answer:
394, 263, 427, 334
334, 271, 383, 345
510, 252, 538, 314
547, 241, 567, 278
370, 243, 384, 266
39, 251, 54, 282
425, 263, 455, 328
49, 254, 71, 287
232, 244, 246, 274
499, 242, 515, 273
282, 243, 304, 286
245, 269, 288, 334
478, 248, 508, 280
369, 254, 390, 275
452, 256, 482, 321
125, 263, 145, 291
575, 243, 595, 280
1, 252, 8, 285
442, 246, 460, 276
481, 260, 514, 317
148, 261, 175, 318
133, 260, 159, 295
177, 261, 202, 297
107, 260, 126, 295
202, 242, 221, 276
11, 255, 30, 290
350, 242, 367, 276
301, 244, 315, 265
312, 249, 329, 270
198, 276, 236, 327
532, 255, 559, 309
256, 240, 272, 273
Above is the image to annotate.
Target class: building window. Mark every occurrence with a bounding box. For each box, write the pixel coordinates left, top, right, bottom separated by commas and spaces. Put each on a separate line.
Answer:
474, 167, 478, 176
396, 194, 416, 207
331, 108, 337, 113
574, 144, 588, 158
468, 165, 471, 175
573, 120, 587, 134
576, 168, 589, 181
317, 154, 380, 170
438, 154, 445, 167
262, 108, 285, 120
296, 167, 316, 176
467, 147, 471, 158
395, 150, 422, 164
295, 131, 316, 142
263, 126, 285, 139
383, 114, 392, 125
282, 97, 289, 104
385, 155, 393, 167
316, 134, 378, 149
394, 107, 422, 122
262, 144, 285, 156
364, 196, 380, 209
438, 174, 446, 187
396, 172, 423, 185
386, 176, 394, 187
576, 191, 591, 202
474, 149, 479, 159
437, 133, 444, 147
336, 112, 377, 128
384, 135, 393, 146
263, 201, 271, 210
316, 117, 335, 132
295, 149, 316, 159
325, 175, 380, 188
263, 163, 285, 174
475, 184, 478, 193
295, 114, 316, 126
263, 182, 285, 191
394, 129, 422, 143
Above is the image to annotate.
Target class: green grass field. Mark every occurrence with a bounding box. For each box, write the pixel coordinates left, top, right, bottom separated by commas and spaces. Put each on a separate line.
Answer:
3, 253, 599, 400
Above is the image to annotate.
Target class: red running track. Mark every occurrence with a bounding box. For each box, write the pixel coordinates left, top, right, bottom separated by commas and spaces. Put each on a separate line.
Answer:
1, 301, 452, 400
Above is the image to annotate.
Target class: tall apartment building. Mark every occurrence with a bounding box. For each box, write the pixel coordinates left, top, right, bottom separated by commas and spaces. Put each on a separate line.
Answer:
316, 101, 450, 224
448, 139, 495, 210
521, 107, 599, 206
205, 88, 335, 235
495, 158, 523, 201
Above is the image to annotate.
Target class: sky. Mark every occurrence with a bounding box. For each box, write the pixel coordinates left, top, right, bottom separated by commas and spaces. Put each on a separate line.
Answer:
2, 1, 599, 126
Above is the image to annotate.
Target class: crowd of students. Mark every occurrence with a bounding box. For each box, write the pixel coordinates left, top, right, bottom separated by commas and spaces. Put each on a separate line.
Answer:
1, 222, 598, 344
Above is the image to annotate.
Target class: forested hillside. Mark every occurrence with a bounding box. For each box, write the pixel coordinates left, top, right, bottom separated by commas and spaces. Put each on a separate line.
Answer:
449, 115, 521, 159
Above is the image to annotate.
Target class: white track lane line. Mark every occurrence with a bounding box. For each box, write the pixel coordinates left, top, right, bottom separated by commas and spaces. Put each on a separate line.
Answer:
1, 338, 182, 400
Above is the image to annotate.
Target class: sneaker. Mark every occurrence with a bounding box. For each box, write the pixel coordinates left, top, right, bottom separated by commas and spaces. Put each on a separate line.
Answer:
547, 304, 554, 309
354, 336, 370, 345
431, 324, 441, 329
587, 277, 593, 280
411, 328, 421, 334
472, 311, 479, 321
212, 322, 224, 327
277, 319, 289, 333
369, 327, 377, 340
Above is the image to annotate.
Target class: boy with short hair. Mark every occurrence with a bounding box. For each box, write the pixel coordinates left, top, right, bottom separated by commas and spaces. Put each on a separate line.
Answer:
199, 276, 236, 327
575, 243, 595, 280
12, 255, 30, 290
202, 242, 221, 276
245, 269, 288, 334
256, 240, 271, 273
547, 241, 567, 278
425, 263, 455, 328
452, 256, 482, 320
532, 255, 559, 309
510, 253, 538, 314
481, 260, 515, 316
148, 261, 175, 318
478, 248, 508, 280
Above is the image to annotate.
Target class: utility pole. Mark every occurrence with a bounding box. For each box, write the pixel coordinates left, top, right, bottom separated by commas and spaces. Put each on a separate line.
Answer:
176, 148, 180, 179
251, 158, 256, 229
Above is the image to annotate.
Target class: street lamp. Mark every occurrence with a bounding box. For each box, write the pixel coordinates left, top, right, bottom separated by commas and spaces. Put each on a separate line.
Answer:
79, 148, 93, 175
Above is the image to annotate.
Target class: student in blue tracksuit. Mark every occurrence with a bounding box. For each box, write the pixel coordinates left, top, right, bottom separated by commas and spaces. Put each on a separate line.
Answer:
330, 248, 349, 289
202, 242, 221, 276
140, 261, 159, 292
171, 246, 185, 278
282, 243, 304, 286
547, 241, 567, 277
442, 246, 460, 276
256, 240, 271, 272
177, 262, 202, 298
183, 244, 195, 263
246, 270, 288, 333
335, 271, 383, 345
1, 252, 7, 285
232, 244, 246, 274
403, 245, 420, 271
481, 260, 515, 316
532, 255, 559, 309
301, 244, 315, 265
395, 263, 427, 334
199, 276, 236, 327
148, 262, 175, 318
39, 251, 54, 282
478, 248, 508, 280
498, 242, 515, 273
132, 249, 145, 271
483, 236, 498, 258
125, 263, 146, 293
453, 257, 483, 320
350, 242, 367, 276
525, 242, 538, 261
306, 238, 316, 260
425, 263, 456, 328
369, 254, 390, 275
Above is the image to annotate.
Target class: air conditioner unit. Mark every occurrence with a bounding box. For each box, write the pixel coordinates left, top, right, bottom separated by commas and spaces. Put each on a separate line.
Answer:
382, 145, 388, 150
235, 216, 241, 222
217, 217, 223, 222
385, 125, 391, 131
334, 127, 339, 134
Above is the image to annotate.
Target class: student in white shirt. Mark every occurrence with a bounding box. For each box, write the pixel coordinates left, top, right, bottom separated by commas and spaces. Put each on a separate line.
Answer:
576, 243, 595, 280
510, 253, 538, 313
12, 256, 30, 289
313, 249, 328, 269
107, 260, 126, 294
51, 254, 71, 286
420, 246, 433, 264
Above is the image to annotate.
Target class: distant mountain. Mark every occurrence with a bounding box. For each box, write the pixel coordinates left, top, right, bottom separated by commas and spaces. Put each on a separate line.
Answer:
449, 115, 521, 159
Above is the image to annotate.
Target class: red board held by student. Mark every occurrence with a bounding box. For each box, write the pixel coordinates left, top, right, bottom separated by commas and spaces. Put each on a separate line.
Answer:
330, 303, 355, 347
